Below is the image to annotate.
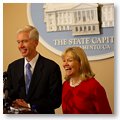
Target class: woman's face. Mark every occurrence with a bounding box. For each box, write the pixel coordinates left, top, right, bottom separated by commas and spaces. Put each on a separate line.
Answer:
62, 51, 81, 78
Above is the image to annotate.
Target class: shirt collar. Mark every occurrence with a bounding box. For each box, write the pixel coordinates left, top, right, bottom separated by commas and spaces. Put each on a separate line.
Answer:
24, 53, 39, 68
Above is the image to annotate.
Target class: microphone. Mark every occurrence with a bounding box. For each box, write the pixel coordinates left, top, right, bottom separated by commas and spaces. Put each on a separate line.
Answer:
3, 71, 8, 99
3, 71, 8, 83
3, 71, 11, 111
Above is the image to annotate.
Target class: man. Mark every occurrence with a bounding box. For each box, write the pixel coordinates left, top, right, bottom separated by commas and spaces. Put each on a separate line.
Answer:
5, 25, 62, 114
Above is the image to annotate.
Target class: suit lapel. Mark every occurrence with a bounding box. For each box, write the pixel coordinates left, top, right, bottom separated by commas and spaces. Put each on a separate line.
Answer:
18, 59, 26, 98
27, 55, 44, 98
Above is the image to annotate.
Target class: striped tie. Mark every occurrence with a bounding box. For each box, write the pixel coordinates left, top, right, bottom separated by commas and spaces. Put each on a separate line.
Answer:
25, 63, 32, 95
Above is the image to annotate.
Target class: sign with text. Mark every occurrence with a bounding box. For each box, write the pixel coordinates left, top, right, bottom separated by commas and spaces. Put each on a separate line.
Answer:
27, 3, 114, 60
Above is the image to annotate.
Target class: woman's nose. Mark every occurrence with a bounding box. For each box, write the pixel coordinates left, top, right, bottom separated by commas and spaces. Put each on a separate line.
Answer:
63, 61, 69, 66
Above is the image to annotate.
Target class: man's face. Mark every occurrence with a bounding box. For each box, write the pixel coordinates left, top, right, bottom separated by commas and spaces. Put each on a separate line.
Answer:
16, 32, 38, 59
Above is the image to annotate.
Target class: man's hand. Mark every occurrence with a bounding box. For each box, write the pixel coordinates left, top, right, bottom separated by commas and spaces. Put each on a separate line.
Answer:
12, 99, 29, 109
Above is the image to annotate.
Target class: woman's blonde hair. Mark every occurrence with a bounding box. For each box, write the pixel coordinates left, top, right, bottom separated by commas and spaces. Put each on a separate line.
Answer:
17, 25, 39, 40
62, 47, 95, 80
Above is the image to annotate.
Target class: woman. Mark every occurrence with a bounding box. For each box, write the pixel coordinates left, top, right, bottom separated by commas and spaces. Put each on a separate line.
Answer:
61, 47, 112, 114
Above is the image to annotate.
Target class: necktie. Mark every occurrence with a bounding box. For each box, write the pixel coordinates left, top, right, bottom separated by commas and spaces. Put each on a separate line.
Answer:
25, 63, 32, 95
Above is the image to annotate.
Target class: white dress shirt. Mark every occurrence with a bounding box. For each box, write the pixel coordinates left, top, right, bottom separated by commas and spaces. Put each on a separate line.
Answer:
24, 53, 39, 81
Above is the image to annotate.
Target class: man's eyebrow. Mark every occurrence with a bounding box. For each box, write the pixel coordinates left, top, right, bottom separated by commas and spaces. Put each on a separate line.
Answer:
17, 39, 29, 41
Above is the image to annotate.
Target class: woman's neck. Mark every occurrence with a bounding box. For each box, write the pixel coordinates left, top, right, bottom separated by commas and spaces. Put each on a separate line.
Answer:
71, 77, 81, 84
70, 77, 82, 87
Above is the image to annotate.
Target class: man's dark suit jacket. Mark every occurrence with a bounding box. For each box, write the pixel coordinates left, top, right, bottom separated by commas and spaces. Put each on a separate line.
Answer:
6, 54, 62, 114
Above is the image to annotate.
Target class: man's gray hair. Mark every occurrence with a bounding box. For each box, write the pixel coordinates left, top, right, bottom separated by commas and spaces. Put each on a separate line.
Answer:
17, 25, 39, 40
